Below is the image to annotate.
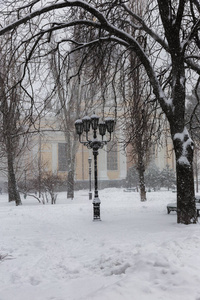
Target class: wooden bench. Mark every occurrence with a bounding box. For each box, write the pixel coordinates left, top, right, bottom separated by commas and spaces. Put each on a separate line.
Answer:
167, 202, 200, 217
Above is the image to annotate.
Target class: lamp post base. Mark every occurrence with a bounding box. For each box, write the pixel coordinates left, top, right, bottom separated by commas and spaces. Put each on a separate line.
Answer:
89, 192, 92, 200
93, 199, 101, 221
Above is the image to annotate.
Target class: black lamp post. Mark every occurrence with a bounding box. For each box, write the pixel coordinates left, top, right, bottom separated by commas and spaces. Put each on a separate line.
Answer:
88, 157, 92, 200
75, 113, 115, 220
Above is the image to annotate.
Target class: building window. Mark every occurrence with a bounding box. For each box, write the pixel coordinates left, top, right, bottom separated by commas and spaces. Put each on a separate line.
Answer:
107, 142, 118, 171
58, 143, 68, 171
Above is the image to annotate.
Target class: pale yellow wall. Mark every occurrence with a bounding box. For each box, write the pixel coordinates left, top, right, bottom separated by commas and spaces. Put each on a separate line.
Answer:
75, 144, 90, 180
25, 113, 126, 181
40, 143, 52, 173
107, 170, 120, 180
74, 143, 121, 181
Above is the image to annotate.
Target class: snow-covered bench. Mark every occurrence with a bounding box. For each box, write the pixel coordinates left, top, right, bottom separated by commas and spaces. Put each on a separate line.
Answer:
195, 195, 200, 203
167, 203, 200, 217
123, 188, 137, 192
167, 203, 177, 214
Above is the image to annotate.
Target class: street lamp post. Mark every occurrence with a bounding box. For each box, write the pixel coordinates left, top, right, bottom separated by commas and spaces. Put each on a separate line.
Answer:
75, 113, 115, 221
88, 157, 92, 200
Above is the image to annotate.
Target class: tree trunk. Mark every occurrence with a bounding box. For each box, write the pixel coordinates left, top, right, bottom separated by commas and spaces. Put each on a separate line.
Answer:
173, 131, 197, 224
138, 168, 146, 201
66, 131, 75, 199
176, 162, 196, 224
194, 149, 198, 193
7, 151, 21, 206
67, 169, 74, 199
137, 159, 147, 201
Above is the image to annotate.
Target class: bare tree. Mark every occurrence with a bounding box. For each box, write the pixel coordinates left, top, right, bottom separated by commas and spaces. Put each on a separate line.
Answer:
49, 41, 100, 198
0, 1, 199, 223
0, 31, 58, 205
123, 91, 159, 201
0, 32, 25, 205
116, 1, 163, 202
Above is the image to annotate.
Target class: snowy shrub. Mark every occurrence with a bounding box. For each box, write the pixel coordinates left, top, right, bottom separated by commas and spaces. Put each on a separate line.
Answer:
160, 165, 176, 190
145, 163, 161, 191
126, 166, 139, 188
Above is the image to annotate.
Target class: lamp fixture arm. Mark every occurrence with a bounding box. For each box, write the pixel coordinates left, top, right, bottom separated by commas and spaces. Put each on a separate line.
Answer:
78, 134, 90, 148
86, 131, 90, 142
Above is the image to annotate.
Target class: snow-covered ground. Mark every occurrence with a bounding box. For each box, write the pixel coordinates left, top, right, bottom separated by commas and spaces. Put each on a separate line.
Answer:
0, 188, 200, 300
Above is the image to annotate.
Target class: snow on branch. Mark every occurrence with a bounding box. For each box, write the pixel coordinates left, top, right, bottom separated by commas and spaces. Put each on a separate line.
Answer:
0, 1, 108, 36
121, 2, 169, 52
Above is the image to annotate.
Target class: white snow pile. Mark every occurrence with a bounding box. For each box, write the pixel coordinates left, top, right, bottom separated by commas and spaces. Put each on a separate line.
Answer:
0, 188, 200, 300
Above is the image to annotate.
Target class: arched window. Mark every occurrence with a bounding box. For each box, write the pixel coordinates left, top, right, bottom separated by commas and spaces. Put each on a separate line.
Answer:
107, 142, 118, 171
58, 143, 68, 171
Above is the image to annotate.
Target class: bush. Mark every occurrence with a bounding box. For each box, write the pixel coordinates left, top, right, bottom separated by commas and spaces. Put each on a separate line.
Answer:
145, 163, 161, 191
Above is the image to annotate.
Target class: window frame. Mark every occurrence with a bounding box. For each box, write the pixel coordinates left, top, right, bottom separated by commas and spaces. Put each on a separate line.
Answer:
58, 143, 68, 172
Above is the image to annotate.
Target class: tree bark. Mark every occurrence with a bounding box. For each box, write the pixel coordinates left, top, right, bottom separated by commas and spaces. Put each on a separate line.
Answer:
7, 150, 21, 206
176, 161, 196, 224
67, 169, 74, 199
137, 159, 147, 202
139, 171, 146, 202
173, 131, 197, 224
